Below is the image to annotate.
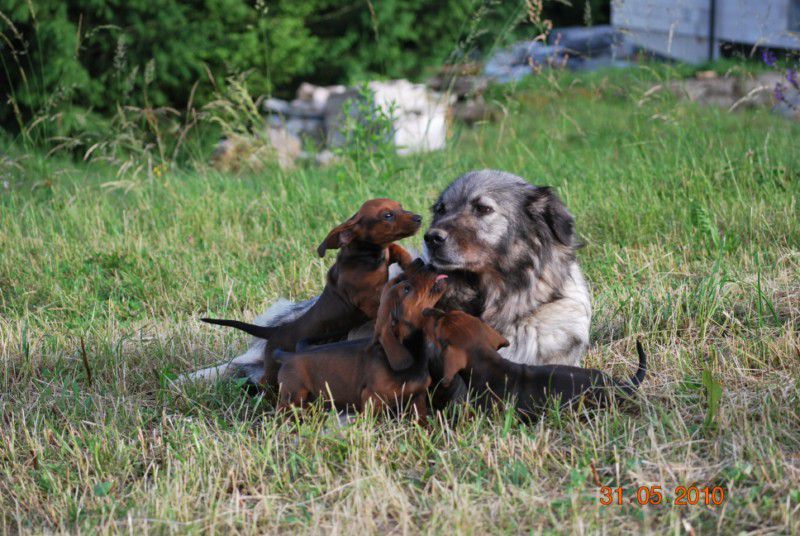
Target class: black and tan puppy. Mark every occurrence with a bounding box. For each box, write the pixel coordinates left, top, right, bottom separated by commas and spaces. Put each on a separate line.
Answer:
273, 261, 448, 419
422, 309, 646, 418
202, 198, 422, 389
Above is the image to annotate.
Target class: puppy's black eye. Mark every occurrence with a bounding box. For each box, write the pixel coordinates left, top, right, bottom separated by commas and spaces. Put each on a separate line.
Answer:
403, 284, 412, 294
475, 204, 494, 215
434, 203, 445, 215
383, 211, 394, 221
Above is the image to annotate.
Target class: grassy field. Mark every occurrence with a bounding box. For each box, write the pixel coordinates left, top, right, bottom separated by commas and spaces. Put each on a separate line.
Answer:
1, 68, 799, 534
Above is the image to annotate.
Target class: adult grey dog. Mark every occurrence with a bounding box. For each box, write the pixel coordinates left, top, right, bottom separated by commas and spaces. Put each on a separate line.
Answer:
183, 170, 591, 384
424, 170, 591, 366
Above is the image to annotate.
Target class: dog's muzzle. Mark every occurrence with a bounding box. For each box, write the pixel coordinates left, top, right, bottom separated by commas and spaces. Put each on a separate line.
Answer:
424, 229, 447, 250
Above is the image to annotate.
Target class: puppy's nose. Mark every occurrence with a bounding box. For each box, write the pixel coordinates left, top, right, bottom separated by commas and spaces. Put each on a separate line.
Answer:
412, 214, 422, 223
424, 229, 447, 248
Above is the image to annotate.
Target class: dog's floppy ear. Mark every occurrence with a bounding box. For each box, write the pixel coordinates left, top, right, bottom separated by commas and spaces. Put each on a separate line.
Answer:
481, 322, 510, 351
422, 307, 446, 318
378, 323, 415, 371
405, 257, 425, 273
526, 186, 574, 246
441, 346, 469, 388
317, 214, 360, 257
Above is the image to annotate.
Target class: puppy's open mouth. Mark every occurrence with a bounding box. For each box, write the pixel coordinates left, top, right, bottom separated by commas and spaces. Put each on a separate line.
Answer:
431, 274, 448, 294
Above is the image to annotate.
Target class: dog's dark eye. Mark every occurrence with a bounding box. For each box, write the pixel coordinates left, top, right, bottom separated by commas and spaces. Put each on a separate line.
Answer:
383, 211, 394, 221
434, 203, 445, 215
403, 284, 412, 294
475, 204, 494, 215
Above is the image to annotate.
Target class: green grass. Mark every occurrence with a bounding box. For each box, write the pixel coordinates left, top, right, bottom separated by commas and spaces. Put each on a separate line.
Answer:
1, 68, 799, 534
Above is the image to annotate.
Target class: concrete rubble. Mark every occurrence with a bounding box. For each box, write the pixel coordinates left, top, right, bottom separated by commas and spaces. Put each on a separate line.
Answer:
210, 128, 302, 172
267, 80, 450, 154
427, 64, 494, 124
370, 80, 452, 154
212, 79, 451, 170
668, 71, 799, 119
483, 25, 635, 83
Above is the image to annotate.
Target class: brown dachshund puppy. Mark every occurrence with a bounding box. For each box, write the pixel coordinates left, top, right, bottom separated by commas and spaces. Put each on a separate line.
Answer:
273, 260, 448, 419
422, 309, 646, 419
202, 198, 422, 388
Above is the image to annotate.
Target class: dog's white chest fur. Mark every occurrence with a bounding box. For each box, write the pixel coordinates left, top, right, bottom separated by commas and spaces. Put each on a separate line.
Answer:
495, 262, 591, 366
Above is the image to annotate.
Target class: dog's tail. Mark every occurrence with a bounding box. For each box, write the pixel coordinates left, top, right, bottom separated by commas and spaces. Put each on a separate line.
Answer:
201, 318, 277, 340
616, 339, 647, 397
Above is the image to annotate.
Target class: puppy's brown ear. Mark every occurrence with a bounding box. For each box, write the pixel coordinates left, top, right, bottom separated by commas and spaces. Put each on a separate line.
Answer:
482, 323, 510, 350
526, 186, 574, 247
317, 215, 359, 257
406, 257, 426, 273
441, 346, 468, 388
422, 308, 446, 318
378, 324, 415, 371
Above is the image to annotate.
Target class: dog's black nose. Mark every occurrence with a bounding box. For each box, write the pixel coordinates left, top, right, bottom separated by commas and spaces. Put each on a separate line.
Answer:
424, 229, 447, 248
412, 214, 422, 223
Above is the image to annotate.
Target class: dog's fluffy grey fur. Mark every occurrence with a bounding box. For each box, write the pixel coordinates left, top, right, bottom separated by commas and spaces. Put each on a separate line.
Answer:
183, 170, 590, 384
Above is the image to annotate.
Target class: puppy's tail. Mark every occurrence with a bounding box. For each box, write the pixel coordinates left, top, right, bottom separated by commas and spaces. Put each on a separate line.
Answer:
201, 318, 277, 340
617, 339, 647, 397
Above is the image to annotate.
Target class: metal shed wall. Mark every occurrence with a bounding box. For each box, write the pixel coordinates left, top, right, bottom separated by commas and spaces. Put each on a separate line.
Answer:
612, 0, 800, 63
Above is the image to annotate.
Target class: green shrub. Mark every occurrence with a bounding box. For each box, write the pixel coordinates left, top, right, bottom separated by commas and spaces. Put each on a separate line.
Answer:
1, 1, 605, 142
1, 1, 322, 134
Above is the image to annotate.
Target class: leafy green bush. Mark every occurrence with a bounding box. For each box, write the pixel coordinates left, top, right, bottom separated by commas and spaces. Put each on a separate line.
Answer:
1, 0, 321, 136
1, 1, 605, 142
303, 0, 525, 85
546, 0, 610, 26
